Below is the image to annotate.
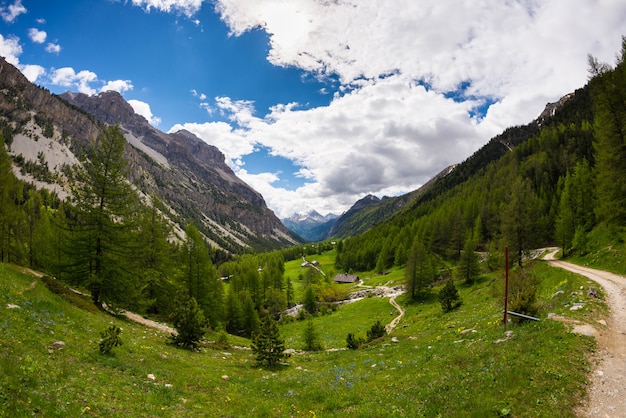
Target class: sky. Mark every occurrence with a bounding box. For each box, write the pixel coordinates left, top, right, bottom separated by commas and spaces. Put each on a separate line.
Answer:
1, 0, 625, 219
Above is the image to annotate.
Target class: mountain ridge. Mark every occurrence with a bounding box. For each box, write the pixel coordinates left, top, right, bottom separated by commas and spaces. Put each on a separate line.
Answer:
0, 57, 301, 252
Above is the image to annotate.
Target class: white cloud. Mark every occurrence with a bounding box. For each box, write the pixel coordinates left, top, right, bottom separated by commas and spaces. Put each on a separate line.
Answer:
28, 28, 46, 44
50, 67, 98, 95
128, 99, 162, 126
130, 0, 203, 17
0, 33, 45, 83
201, 0, 626, 217
0, 0, 26, 23
20, 64, 45, 82
101, 79, 134, 94
45, 42, 61, 54
0, 34, 22, 65
191, 89, 207, 100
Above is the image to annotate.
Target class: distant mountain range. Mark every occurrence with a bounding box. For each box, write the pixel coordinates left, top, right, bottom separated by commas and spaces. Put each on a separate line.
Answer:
0, 57, 301, 253
281, 210, 339, 242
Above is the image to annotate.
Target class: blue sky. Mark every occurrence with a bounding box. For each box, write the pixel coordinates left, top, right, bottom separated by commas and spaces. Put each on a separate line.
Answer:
2, 0, 626, 218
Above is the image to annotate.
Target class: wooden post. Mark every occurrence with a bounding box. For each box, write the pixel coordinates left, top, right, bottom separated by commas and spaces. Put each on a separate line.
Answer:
503, 246, 509, 331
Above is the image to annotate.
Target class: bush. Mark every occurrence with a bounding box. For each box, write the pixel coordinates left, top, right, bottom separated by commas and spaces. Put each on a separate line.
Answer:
99, 325, 123, 354
366, 320, 386, 342
169, 295, 206, 350
508, 266, 540, 321
439, 280, 462, 313
346, 332, 363, 350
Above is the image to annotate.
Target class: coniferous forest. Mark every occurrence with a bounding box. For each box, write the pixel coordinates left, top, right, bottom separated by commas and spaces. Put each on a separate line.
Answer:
1, 39, 626, 334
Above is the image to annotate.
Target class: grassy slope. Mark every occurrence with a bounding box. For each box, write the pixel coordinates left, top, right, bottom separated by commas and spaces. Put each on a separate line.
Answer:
0, 258, 603, 417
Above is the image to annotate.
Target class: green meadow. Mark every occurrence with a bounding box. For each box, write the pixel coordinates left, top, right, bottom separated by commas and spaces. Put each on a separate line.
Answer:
1, 258, 601, 417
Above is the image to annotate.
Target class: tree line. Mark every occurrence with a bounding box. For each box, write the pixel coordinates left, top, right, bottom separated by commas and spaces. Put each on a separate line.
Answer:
335, 37, 626, 300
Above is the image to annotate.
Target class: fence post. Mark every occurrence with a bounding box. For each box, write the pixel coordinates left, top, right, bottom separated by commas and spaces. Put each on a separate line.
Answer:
503, 246, 509, 331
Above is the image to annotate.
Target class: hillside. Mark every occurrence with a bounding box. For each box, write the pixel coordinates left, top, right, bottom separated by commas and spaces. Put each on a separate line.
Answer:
0, 57, 301, 253
0, 256, 601, 417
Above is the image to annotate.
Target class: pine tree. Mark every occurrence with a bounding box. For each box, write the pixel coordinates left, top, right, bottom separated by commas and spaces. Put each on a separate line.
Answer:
181, 223, 224, 328
590, 38, 626, 223
65, 124, 141, 309
252, 314, 287, 368
302, 318, 323, 351
224, 290, 243, 335
303, 285, 318, 314
439, 279, 462, 313
458, 235, 480, 284
405, 237, 434, 300
170, 294, 206, 350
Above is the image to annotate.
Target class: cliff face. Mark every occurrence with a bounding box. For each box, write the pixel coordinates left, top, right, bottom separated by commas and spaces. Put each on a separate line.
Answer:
0, 57, 300, 252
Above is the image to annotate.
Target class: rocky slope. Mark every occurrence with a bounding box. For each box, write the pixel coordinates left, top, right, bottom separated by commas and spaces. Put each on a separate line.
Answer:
0, 57, 300, 252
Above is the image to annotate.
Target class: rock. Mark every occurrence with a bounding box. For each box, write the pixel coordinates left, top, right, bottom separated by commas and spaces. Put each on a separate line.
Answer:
391, 337, 399, 343
571, 324, 596, 337
551, 290, 565, 299
570, 304, 585, 311
147, 374, 156, 380
460, 328, 475, 335
6, 304, 21, 309
51, 341, 65, 349
221, 375, 229, 381
598, 319, 607, 326
494, 331, 514, 344
588, 286, 599, 298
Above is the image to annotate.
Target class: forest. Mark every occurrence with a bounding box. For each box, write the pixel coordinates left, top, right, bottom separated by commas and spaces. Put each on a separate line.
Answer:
0, 38, 625, 345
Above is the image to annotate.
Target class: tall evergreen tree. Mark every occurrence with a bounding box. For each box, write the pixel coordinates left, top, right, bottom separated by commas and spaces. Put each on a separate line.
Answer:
405, 236, 434, 300
590, 38, 626, 223
181, 223, 224, 328
501, 177, 538, 266
252, 314, 287, 368
65, 124, 141, 309
458, 234, 480, 285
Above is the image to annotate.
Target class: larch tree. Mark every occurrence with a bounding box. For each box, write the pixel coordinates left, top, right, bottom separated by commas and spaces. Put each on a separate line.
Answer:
66, 124, 142, 309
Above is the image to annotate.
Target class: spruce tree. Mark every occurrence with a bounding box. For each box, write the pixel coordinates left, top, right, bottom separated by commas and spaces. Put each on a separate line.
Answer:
252, 314, 287, 368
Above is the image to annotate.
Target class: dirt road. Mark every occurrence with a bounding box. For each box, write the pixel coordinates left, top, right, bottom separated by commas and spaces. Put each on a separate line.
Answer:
544, 250, 626, 417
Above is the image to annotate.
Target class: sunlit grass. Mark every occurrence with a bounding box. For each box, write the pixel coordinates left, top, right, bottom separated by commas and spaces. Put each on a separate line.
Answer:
0, 260, 600, 417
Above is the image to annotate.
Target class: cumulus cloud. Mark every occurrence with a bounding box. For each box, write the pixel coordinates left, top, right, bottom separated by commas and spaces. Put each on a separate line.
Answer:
196, 0, 626, 217
128, 99, 162, 126
101, 79, 134, 94
50, 67, 98, 95
0, 34, 46, 83
45, 42, 61, 54
28, 28, 46, 43
0, 34, 22, 65
130, 0, 203, 17
0, 0, 26, 23
20, 64, 45, 82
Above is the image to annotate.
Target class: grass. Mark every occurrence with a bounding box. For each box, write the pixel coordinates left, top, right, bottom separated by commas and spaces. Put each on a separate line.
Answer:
0, 257, 602, 417
569, 223, 626, 275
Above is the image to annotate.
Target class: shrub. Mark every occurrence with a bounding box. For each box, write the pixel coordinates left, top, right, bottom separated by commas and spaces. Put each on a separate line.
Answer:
169, 295, 206, 350
439, 280, 462, 313
346, 332, 363, 350
508, 266, 540, 321
99, 325, 123, 354
366, 320, 386, 342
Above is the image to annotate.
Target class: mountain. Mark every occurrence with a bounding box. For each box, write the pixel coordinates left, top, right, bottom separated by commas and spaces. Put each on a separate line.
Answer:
0, 57, 301, 253
281, 210, 339, 242
328, 165, 456, 239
